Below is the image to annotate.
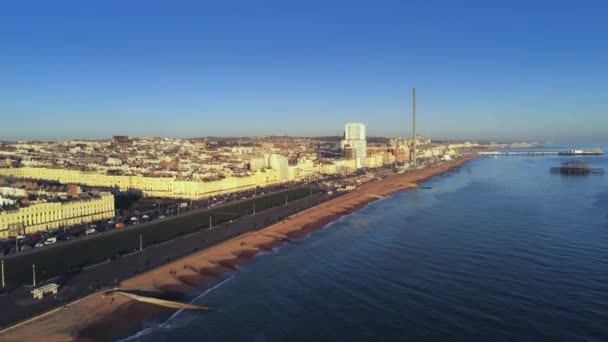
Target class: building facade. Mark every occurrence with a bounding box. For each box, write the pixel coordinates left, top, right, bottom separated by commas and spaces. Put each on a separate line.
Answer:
341, 123, 367, 169
0, 167, 285, 200
0, 192, 115, 238
269, 154, 289, 183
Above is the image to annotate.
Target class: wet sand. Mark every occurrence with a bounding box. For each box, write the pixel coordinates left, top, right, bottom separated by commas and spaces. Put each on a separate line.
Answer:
0, 156, 475, 341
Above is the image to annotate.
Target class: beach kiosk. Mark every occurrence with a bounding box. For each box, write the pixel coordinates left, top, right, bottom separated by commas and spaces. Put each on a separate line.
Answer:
31, 283, 60, 300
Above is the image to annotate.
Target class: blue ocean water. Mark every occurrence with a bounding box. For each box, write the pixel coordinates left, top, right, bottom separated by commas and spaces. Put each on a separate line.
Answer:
127, 153, 608, 341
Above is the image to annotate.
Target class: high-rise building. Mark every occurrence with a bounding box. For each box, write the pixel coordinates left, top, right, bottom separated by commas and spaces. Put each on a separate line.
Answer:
269, 154, 289, 182
344, 123, 365, 141
341, 123, 366, 169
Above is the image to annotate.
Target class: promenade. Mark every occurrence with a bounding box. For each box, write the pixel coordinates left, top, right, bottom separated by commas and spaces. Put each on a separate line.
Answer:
0, 156, 475, 341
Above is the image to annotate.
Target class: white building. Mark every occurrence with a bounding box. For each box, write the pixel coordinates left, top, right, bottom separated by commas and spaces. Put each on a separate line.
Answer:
269, 154, 289, 182
341, 123, 367, 169
249, 156, 266, 171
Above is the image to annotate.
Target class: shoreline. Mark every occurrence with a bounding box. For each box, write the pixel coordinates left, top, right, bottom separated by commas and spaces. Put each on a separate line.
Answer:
0, 156, 476, 341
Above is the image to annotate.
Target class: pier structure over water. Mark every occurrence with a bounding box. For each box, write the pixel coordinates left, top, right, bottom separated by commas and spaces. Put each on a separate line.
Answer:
478, 151, 559, 157
550, 160, 605, 175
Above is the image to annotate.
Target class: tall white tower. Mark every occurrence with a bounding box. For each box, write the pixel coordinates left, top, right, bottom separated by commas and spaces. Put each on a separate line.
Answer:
341, 123, 367, 169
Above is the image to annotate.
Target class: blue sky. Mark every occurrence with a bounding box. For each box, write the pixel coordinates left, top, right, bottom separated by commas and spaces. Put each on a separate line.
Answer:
0, 0, 607, 142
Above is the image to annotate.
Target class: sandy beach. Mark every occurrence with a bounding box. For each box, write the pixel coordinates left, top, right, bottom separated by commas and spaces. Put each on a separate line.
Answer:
0, 156, 475, 341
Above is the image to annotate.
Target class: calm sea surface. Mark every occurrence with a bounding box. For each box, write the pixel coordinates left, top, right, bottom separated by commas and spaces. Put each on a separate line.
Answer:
126, 151, 608, 341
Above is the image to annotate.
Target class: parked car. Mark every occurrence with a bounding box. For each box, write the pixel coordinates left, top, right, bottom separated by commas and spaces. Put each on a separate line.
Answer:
35, 242, 45, 248
85, 228, 97, 235
44, 237, 57, 245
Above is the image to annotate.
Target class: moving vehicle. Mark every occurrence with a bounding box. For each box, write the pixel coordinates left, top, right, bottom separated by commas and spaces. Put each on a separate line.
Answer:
44, 237, 57, 245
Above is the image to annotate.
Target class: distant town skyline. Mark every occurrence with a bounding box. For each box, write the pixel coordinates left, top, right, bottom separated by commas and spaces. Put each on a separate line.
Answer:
1, 1, 607, 142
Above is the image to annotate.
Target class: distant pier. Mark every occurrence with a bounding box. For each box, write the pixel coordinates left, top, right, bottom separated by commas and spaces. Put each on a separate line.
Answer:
550, 160, 605, 175
478, 151, 559, 157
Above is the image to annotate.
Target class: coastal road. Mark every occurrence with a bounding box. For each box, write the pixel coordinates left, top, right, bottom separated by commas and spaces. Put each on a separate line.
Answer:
0, 191, 333, 329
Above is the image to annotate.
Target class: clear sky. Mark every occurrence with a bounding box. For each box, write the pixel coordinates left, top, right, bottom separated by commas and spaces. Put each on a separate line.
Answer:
1, 0, 607, 142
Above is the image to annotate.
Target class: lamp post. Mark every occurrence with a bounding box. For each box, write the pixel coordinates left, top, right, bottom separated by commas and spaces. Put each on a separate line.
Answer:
1, 260, 5, 288
32, 264, 36, 287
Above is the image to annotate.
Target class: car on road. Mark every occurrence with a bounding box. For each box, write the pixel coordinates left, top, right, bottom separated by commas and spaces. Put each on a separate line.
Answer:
35, 242, 45, 248
44, 237, 57, 245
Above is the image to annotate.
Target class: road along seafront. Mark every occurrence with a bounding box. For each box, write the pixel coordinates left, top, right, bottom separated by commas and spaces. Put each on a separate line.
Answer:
0, 156, 476, 342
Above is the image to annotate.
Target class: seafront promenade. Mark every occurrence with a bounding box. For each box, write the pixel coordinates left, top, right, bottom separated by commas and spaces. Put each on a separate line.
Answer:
0, 156, 475, 341
0, 190, 329, 331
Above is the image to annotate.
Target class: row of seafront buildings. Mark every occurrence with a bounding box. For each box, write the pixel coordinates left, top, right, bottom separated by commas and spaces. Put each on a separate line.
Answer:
0, 128, 476, 238
0, 187, 114, 238
0, 165, 288, 200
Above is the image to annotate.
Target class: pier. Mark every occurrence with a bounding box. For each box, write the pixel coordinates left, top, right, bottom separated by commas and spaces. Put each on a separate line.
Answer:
550, 161, 605, 175
478, 151, 559, 157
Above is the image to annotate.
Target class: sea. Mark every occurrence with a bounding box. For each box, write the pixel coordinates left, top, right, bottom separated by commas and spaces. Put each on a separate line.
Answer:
123, 147, 608, 341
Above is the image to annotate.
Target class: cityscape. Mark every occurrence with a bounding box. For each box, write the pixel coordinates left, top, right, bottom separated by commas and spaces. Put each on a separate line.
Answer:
1, 1, 607, 341
0, 122, 488, 241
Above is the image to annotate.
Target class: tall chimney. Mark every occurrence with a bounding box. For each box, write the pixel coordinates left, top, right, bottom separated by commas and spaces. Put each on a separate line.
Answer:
412, 87, 417, 168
